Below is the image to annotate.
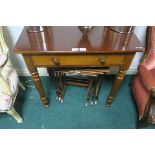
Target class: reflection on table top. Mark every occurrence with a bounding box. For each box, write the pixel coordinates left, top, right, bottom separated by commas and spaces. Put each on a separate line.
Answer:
14, 26, 145, 54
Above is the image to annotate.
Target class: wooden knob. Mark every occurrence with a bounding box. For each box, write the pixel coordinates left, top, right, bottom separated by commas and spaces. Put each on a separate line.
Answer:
52, 57, 60, 65
99, 57, 105, 64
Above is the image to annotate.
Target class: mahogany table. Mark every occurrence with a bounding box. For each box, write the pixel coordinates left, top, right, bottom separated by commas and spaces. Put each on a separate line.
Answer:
14, 26, 145, 107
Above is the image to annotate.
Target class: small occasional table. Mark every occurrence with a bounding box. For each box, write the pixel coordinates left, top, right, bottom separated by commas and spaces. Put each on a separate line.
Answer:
14, 26, 145, 107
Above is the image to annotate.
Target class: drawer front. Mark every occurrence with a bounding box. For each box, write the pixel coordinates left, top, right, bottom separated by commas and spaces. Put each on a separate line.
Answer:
32, 54, 125, 67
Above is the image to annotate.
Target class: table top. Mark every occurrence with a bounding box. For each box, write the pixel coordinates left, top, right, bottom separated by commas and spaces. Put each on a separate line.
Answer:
14, 26, 145, 55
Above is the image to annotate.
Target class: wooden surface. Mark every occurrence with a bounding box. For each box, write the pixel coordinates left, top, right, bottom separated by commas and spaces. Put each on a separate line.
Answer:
14, 26, 144, 54
13, 26, 145, 107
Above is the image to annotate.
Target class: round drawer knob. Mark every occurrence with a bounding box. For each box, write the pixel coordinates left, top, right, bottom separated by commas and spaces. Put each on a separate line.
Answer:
52, 57, 60, 65
99, 57, 105, 64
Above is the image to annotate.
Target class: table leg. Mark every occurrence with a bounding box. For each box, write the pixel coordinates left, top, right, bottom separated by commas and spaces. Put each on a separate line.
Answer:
106, 69, 126, 107
23, 55, 49, 107
106, 54, 135, 107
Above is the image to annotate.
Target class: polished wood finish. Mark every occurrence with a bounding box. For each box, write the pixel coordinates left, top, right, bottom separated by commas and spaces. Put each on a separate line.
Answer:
14, 26, 144, 107
23, 55, 48, 107
106, 54, 135, 106
31, 54, 124, 67
14, 26, 143, 54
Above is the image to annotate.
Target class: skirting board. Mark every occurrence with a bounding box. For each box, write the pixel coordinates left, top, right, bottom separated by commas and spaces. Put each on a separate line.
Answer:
17, 67, 138, 76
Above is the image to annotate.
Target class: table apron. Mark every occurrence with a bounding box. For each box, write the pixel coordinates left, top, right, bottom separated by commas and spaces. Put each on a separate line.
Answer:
30, 54, 126, 67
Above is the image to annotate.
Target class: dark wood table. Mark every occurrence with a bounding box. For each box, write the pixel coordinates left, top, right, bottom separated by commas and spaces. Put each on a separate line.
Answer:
14, 26, 145, 107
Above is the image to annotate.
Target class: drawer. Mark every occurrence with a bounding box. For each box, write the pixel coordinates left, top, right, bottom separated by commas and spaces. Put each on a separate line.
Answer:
32, 54, 125, 67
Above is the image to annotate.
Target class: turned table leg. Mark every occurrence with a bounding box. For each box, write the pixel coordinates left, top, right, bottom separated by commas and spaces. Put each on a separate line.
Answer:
31, 71, 48, 107
106, 69, 126, 107
23, 55, 49, 107
106, 54, 135, 107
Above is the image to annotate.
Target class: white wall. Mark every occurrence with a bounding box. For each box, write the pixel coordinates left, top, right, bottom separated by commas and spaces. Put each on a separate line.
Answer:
2, 26, 147, 76
129, 26, 147, 73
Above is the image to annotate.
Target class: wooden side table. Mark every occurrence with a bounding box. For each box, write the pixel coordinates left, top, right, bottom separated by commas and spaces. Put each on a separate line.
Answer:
13, 26, 145, 107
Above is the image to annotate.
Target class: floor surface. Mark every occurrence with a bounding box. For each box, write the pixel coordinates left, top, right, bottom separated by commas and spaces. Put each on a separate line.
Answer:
0, 75, 154, 129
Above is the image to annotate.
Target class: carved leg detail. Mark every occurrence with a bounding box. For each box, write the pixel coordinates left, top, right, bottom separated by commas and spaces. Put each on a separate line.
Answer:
31, 72, 48, 107
106, 70, 126, 107
23, 55, 49, 107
